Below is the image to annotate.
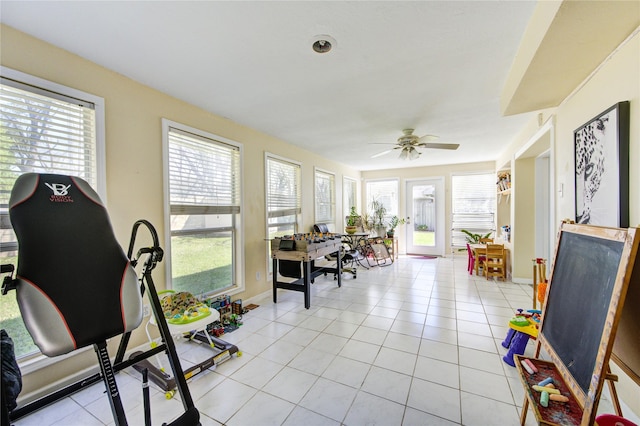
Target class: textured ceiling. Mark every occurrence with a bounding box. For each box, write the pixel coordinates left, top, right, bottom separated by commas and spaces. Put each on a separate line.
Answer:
3, 1, 629, 171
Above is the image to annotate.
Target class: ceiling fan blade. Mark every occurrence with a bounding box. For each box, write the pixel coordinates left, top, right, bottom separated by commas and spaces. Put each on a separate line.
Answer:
417, 134, 439, 142
418, 142, 460, 150
371, 149, 393, 158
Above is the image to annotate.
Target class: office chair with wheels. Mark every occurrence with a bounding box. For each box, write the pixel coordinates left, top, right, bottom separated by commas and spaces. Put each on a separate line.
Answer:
313, 223, 357, 278
2, 173, 200, 426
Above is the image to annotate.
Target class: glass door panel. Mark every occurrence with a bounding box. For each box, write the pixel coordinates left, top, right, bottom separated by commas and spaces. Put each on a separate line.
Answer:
406, 178, 445, 256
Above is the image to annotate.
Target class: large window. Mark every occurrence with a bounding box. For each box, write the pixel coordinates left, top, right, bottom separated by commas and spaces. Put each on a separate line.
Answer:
0, 68, 105, 358
314, 168, 335, 229
451, 172, 496, 248
343, 176, 357, 227
163, 120, 242, 297
366, 179, 398, 221
266, 154, 301, 241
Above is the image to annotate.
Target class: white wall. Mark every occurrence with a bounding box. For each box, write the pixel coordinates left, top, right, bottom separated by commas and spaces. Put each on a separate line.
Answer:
0, 24, 361, 401
503, 29, 640, 417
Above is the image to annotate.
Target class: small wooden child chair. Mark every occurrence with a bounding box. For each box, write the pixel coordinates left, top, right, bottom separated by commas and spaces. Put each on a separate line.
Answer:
483, 243, 506, 280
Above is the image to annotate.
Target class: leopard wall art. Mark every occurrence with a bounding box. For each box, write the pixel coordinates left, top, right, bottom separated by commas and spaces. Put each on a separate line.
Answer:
575, 117, 607, 224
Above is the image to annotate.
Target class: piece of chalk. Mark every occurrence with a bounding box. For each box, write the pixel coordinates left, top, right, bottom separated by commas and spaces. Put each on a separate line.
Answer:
544, 383, 555, 389
537, 377, 553, 386
549, 394, 569, 403
532, 385, 560, 394
523, 359, 538, 373
520, 360, 534, 374
540, 391, 549, 407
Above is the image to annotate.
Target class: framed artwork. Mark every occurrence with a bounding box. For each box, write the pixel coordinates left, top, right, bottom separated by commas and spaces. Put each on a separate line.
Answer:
574, 101, 630, 227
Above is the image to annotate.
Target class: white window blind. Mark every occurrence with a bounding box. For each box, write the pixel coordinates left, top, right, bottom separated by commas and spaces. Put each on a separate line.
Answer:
0, 78, 97, 194
165, 123, 242, 296
0, 72, 102, 359
366, 179, 398, 216
315, 169, 335, 224
168, 127, 240, 214
451, 173, 496, 247
1, 77, 98, 255
266, 156, 301, 221
343, 176, 357, 223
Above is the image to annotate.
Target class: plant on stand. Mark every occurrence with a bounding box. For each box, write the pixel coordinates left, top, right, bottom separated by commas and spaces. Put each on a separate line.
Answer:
345, 206, 359, 234
370, 199, 387, 237
360, 212, 373, 234
386, 215, 405, 238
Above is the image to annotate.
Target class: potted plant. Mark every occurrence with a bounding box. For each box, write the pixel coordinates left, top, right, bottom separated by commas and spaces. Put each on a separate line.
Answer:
386, 215, 405, 237
461, 229, 492, 244
360, 212, 373, 234
370, 199, 387, 237
345, 206, 359, 234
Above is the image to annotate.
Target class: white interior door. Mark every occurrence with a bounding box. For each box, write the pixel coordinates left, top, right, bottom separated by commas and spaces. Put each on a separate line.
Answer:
405, 178, 445, 256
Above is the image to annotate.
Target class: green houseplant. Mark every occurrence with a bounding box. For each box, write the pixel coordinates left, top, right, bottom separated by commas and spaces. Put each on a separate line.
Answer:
360, 212, 373, 233
370, 199, 387, 237
386, 215, 405, 237
460, 229, 492, 244
345, 206, 359, 234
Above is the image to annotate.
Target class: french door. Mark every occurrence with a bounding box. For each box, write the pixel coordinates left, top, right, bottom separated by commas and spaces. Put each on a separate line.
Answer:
405, 178, 445, 256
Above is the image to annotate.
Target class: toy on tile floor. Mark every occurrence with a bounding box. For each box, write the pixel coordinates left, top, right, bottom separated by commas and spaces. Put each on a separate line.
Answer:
207, 322, 225, 337
131, 290, 241, 398
501, 308, 540, 367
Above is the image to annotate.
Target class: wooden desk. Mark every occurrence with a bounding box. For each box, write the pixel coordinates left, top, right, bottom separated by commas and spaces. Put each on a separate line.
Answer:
470, 243, 509, 277
271, 237, 342, 309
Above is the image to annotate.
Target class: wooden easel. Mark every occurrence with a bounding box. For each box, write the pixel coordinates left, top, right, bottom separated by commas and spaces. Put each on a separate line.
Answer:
517, 224, 639, 426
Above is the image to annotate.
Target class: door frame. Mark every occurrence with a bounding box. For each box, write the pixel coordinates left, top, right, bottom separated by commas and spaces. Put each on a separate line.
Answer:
512, 118, 555, 282
405, 177, 445, 256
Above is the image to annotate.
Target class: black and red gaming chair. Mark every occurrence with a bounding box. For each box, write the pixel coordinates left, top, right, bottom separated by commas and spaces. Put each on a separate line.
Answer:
3, 173, 199, 425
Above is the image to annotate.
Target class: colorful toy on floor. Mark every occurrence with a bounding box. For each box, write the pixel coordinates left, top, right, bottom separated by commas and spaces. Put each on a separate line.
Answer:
502, 308, 541, 366
160, 291, 211, 325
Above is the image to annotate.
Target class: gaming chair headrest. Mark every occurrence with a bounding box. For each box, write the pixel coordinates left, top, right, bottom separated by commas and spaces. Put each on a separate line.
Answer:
313, 223, 330, 234
9, 173, 142, 356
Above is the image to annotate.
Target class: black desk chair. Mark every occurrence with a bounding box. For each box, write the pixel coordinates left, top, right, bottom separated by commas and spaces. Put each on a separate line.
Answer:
313, 223, 330, 234
313, 224, 356, 278
2, 173, 199, 426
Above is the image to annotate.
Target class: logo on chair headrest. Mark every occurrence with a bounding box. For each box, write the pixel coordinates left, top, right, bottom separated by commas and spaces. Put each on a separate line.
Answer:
45, 182, 74, 203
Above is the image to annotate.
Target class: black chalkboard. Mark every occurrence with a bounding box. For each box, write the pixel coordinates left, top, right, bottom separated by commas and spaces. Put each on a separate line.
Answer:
541, 231, 624, 394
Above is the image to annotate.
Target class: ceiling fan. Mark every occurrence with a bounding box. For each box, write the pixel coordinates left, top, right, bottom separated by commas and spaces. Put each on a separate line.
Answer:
371, 129, 460, 160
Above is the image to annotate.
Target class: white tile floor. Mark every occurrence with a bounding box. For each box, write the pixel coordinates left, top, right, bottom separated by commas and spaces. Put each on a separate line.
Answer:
13, 255, 628, 426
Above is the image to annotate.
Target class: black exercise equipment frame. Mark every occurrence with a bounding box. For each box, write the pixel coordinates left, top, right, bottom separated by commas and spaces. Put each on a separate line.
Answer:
6, 220, 199, 425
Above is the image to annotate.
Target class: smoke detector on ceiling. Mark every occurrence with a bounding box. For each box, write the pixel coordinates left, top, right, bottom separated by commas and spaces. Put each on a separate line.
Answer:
311, 35, 336, 53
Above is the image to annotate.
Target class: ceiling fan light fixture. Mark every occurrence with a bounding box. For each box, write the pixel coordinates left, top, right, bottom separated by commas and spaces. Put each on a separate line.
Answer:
399, 147, 409, 160
409, 147, 420, 160
398, 146, 420, 160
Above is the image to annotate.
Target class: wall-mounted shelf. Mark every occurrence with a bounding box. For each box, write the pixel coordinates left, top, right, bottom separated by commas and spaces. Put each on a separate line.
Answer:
497, 171, 511, 191
497, 171, 511, 203
498, 188, 511, 203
